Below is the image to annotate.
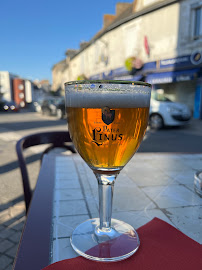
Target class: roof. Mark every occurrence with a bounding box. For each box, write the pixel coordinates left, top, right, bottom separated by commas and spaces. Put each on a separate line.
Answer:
52, 59, 67, 71
109, 3, 133, 26
56, 0, 180, 63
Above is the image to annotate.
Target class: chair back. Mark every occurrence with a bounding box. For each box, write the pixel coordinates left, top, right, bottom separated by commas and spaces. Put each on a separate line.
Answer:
16, 131, 76, 213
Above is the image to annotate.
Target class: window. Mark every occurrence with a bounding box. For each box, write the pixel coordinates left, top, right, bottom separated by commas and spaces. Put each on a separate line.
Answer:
192, 5, 202, 39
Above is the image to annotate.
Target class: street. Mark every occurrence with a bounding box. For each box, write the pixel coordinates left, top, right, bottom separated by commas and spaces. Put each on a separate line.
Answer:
139, 120, 202, 153
0, 110, 202, 269
1, 110, 202, 205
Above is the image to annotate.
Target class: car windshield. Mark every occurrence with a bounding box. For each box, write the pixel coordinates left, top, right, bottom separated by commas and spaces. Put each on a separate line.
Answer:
151, 91, 172, 102
55, 97, 64, 104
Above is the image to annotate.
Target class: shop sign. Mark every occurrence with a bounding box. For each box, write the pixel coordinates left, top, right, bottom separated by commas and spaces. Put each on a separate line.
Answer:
160, 52, 202, 69
190, 51, 202, 65
146, 68, 199, 84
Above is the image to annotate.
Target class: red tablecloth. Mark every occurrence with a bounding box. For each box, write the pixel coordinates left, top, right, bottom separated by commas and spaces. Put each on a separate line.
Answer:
43, 218, 202, 270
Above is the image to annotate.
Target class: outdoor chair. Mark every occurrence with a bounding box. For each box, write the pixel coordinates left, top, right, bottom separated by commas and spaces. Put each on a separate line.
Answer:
16, 131, 76, 214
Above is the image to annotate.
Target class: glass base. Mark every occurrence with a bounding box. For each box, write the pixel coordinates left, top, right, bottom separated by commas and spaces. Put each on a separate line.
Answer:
70, 218, 140, 262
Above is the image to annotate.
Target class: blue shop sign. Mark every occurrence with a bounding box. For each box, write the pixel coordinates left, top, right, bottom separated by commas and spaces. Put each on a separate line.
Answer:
89, 52, 202, 81
160, 52, 202, 69
146, 68, 200, 84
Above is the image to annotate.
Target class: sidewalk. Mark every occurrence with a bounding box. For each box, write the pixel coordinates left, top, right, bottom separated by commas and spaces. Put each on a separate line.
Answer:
1, 152, 202, 269
0, 202, 25, 270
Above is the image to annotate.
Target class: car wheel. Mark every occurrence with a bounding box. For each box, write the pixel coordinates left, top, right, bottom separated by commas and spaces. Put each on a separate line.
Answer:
43, 108, 51, 116
149, 114, 164, 129
56, 109, 63, 119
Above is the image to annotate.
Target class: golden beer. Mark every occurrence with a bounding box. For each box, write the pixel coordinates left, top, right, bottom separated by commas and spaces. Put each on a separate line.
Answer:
65, 81, 151, 262
67, 106, 149, 170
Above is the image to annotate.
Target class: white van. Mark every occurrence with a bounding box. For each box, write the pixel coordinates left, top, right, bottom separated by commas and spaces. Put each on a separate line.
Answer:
149, 89, 191, 129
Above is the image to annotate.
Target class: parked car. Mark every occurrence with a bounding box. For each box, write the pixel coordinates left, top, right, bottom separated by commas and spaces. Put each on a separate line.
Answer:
149, 90, 191, 129
0, 100, 19, 112
55, 99, 66, 119
33, 100, 43, 113
41, 97, 66, 119
41, 97, 60, 116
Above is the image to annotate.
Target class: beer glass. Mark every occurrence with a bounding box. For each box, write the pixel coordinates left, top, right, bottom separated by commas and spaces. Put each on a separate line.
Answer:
65, 80, 151, 262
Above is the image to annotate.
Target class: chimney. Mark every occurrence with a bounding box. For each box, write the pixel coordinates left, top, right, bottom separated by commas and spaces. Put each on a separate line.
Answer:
103, 14, 116, 28
116, 2, 132, 17
132, 0, 143, 13
65, 49, 78, 59
80, 41, 89, 50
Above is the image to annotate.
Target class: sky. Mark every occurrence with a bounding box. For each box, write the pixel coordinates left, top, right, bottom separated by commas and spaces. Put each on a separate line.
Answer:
0, 0, 133, 83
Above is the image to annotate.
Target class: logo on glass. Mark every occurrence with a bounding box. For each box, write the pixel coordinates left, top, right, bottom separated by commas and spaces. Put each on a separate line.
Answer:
102, 107, 115, 125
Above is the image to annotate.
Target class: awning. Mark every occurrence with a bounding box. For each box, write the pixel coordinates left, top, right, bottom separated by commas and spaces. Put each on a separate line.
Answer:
113, 75, 143, 81
146, 68, 200, 84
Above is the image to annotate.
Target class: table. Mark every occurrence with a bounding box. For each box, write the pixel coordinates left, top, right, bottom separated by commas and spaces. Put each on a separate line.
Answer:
13, 153, 202, 270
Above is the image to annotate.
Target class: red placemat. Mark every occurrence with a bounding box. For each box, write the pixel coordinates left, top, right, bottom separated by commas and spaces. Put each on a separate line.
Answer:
43, 218, 202, 270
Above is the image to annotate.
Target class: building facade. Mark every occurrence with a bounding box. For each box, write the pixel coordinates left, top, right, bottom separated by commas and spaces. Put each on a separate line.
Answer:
52, 0, 202, 118
0, 71, 35, 107
0, 71, 18, 102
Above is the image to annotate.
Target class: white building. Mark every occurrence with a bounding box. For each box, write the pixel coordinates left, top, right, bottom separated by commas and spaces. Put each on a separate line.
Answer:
0, 71, 18, 101
0, 71, 39, 107
52, 0, 202, 118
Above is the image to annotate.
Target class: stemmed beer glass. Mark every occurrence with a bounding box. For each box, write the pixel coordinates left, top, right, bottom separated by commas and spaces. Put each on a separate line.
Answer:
65, 80, 151, 262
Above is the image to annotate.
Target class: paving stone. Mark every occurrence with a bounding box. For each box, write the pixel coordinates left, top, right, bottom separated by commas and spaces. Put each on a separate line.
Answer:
116, 173, 138, 187
54, 188, 83, 201
112, 209, 174, 230
56, 200, 88, 217
142, 185, 202, 208
0, 202, 12, 211
0, 228, 16, 240
113, 185, 155, 211
5, 244, 18, 258
165, 206, 202, 244
9, 202, 25, 218
52, 238, 78, 262
4, 263, 13, 270
2, 213, 24, 227
85, 196, 98, 217
0, 225, 5, 232
0, 254, 12, 269
0, 209, 11, 224
165, 170, 197, 185
55, 179, 81, 189
53, 215, 89, 238
7, 216, 25, 231
0, 239, 15, 253
125, 168, 176, 186
8, 231, 22, 244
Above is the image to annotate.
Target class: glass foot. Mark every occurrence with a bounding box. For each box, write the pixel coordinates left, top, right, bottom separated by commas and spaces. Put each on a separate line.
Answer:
70, 218, 140, 262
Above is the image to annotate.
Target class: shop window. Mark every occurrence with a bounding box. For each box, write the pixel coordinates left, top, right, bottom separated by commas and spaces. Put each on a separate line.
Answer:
192, 5, 202, 40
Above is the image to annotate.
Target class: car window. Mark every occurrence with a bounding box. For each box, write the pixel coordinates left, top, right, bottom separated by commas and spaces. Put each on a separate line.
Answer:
151, 91, 172, 102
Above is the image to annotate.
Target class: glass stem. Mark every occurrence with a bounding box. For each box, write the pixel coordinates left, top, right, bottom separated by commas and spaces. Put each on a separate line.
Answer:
94, 173, 118, 231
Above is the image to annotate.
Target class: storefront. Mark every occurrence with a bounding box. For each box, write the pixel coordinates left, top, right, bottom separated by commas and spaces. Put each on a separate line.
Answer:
89, 52, 202, 119
144, 53, 202, 118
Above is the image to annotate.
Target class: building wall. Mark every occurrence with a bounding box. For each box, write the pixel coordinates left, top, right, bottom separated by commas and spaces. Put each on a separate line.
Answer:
52, 0, 202, 116
158, 80, 196, 112
12, 78, 26, 107
0, 71, 12, 101
178, 0, 202, 54
52, 60, 68, 91
142, 3, 180, 60
55, 0, 181, 83
135, 0, 166, 12
25, 80, 33, 103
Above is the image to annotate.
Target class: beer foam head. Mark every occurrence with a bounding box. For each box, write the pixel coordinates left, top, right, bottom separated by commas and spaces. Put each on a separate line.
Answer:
65, 81, 151, 108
